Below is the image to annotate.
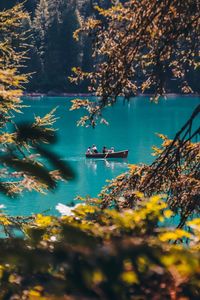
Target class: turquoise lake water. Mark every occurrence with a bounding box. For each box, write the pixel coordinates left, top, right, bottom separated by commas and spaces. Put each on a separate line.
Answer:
1, 96, 199, 216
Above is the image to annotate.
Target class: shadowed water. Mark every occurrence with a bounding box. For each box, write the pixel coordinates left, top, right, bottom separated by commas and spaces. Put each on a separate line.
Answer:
1, 96, 199, 216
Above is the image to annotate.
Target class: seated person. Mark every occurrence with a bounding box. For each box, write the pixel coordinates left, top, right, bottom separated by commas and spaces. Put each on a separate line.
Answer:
109, 147, 115, 153
102, 146, 107, 153
92, 144, 98, 153
86, 147, 92, 154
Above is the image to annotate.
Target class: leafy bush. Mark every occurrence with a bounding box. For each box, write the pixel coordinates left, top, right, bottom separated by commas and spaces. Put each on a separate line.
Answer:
0, 195, 200, 299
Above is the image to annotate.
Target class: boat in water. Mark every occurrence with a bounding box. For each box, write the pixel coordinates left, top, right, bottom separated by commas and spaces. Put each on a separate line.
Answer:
86, 150, 128, 159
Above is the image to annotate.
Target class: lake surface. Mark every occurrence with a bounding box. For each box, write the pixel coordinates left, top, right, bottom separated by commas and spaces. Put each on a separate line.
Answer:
1, 96, 199, 216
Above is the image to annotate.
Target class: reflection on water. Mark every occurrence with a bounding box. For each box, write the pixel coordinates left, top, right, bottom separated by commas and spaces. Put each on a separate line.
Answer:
85, 159, 97, 173
104, 159, 128, 170
85, 158, 128, 172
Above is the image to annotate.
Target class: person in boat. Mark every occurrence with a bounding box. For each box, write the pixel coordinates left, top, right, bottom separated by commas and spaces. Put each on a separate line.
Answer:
92, 144, 98, 153
102, 146, 107, 154
86, 147, 92, 154
110, 147, 115, 153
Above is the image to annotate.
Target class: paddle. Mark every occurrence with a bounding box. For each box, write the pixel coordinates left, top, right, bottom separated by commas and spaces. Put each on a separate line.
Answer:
104, 148, 113, 161
104, 151, 109, 159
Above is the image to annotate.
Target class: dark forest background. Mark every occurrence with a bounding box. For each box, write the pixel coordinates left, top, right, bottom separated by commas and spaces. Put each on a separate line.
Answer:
1, 0, 199, 94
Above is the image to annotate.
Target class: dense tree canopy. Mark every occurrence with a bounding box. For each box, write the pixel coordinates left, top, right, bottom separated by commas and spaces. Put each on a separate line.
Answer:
0, 0, 97, 93
0, 0, 200, 93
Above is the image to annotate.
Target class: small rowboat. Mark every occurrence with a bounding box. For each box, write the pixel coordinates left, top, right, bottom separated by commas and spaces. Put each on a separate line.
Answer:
86, 150, 128, 159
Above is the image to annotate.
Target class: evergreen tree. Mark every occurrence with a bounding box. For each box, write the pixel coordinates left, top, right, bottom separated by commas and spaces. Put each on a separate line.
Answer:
32, 0, 80, 92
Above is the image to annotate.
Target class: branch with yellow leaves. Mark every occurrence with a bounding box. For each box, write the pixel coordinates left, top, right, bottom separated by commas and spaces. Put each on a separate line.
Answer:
70, 0, 200, 126
98, 105, 200, 227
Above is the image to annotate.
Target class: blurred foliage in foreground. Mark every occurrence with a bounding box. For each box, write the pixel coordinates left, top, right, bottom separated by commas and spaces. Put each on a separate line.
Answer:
1, 195, 200, 299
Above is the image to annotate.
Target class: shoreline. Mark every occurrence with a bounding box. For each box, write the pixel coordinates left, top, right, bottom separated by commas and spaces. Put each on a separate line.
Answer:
23, 92, 200, 98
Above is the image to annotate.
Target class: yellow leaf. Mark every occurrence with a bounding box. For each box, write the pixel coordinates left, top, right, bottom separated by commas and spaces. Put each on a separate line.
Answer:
121, 271, 139, 284
163, 209, 173, 219
134, 191, 144, 198
159, 229, 191, 242
35, 215, 53, 227
92, 270, 105, 284
0, 216, 11, 226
